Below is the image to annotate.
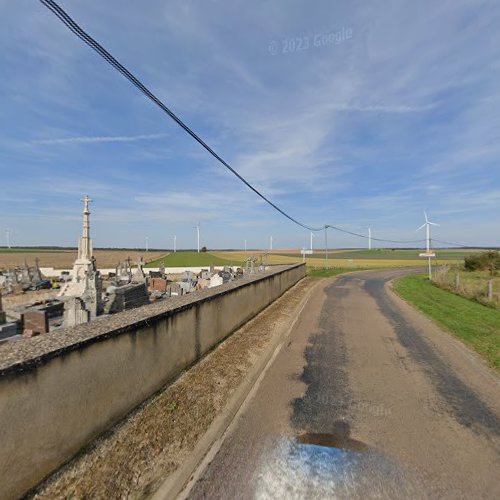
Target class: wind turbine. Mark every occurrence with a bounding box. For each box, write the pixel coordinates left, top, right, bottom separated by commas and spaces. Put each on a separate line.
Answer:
417, 211, 439, 279
417, 211, 439, 254
173, 235, 177, 253
310, 231, 314, 251
270, 235, 273, 251
5, 229, 11, 249
368, 227, 372, 251
145, 236, 149, 252
195, 222, 200, 253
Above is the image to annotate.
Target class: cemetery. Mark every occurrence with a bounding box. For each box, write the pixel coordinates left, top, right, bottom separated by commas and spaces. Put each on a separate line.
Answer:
0, 196, 270, 344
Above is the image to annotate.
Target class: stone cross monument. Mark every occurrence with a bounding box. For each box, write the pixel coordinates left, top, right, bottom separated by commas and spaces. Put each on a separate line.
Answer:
78, 194, 93, 262
59, 195, 103, 325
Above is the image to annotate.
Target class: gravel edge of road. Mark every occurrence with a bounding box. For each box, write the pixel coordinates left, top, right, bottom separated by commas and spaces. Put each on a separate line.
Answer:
153, 277, 324, 500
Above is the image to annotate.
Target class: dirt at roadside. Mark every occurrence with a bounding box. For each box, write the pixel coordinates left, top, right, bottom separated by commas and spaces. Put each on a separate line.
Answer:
27, 277, 315, 500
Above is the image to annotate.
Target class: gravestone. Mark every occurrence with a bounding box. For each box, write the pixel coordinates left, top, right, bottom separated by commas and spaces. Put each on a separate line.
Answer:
209, 274, 223, 288
148, 278, 169, 293
0, 292, 5, 325
105, 283, 149, 314
22, 310, 49, 335
131, 257, 147, 284
167, 282, 183, 296
63, 297, 91, 328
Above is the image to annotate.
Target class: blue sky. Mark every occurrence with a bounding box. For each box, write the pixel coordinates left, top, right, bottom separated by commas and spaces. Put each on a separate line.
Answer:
1, 0, 499, 250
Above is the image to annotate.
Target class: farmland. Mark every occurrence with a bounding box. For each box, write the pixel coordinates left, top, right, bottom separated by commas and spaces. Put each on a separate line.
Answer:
0, 249, 166, 269
0, 247, 491, 271
275, 248, 483, 260
212, 249, 478, 269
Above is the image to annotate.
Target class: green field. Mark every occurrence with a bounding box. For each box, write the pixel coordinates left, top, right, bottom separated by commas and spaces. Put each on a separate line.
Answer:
394, 273, 500, 370
146, 251, 243, 268
278, 249, 483, 260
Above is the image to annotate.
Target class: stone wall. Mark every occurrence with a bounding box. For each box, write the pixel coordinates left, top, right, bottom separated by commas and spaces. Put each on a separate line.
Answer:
0, 264, 305, 500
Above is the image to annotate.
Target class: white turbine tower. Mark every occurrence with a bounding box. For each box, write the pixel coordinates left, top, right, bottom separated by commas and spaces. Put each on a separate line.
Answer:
195, 222, 200, 253
310, 231, 314, 251
5, 229, 11, 249
145, 236, 149, 252
270, 235, 273, 251
368, 227, 372, 250
417, 211, 439, 279
173, 235, 177, 253
417, 211, 439, 254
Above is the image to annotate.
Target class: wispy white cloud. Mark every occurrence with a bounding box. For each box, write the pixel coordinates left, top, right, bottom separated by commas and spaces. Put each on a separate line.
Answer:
329, 103, 435, 113
30, 133, 168, 146
2, 0, 500, 247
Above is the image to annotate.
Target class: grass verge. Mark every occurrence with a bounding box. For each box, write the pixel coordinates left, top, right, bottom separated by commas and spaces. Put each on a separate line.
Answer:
394, 273, 500, 370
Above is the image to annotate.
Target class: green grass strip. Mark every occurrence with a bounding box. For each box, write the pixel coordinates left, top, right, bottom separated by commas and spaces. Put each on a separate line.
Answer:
146, 251, 240, 268
394, 273, 500, 370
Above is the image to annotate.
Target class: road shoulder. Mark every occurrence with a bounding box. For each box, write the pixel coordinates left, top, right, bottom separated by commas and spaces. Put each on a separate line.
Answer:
28, 277, 319, 500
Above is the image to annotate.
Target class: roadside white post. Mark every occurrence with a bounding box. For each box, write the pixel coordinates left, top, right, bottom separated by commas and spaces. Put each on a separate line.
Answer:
417, 211, 439, 280
301, 248, 313, 263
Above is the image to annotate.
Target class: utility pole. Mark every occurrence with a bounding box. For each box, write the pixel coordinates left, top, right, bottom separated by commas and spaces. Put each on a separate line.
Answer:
324, 225, 328, 270
428, 238, 432, 280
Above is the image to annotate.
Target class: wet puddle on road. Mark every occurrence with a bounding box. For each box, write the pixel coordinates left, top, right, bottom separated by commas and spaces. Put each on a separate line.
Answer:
297, 420, 369, 452
253, 421, 422, 499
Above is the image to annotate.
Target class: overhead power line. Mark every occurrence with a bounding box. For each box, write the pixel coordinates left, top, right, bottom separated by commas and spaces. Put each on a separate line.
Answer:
432, 238, 478, 248
38, 0, 429, 246
39, 0, 322, 232
326, 225, 425, 244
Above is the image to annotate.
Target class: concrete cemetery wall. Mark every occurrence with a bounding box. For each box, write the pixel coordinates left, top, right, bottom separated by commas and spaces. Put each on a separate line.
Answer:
0, 264, 305, 500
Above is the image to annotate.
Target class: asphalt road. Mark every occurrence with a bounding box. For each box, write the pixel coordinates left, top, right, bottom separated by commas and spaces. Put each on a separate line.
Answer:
187, 269, 500, 499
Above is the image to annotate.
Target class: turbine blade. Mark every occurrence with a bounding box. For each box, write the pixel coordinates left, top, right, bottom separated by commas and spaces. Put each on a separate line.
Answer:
428, 222, 439, 226
416, 223, 426, 231
424, 211, 429, 223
